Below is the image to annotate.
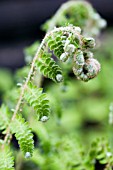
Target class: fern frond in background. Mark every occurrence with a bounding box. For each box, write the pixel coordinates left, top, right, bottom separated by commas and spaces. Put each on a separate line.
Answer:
42, 0, 106, 36
30, 117, 113, 170
0, 145, 14, 170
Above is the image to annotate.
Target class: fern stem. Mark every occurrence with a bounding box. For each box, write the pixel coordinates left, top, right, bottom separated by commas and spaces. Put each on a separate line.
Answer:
2, 34, 48, 148
2, 25, 86, 148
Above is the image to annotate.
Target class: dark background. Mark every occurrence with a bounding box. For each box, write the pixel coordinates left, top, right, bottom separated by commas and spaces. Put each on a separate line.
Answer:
0, 0, 113, 69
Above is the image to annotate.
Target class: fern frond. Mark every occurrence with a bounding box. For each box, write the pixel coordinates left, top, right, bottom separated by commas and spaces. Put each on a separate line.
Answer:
1, 25, 101, 154
10, 114, 34, 158
85, 138, 113, 169
24, 83, 50, 122
42, 1, 106, 36
0, 105, 12, 133
0, 145, 14, 170
95, 139, 113, 165
36, 25, 100, 82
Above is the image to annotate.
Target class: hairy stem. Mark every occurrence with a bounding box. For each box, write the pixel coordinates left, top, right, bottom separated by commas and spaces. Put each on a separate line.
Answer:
2, 26, 79, 148
2, 35, 47, 148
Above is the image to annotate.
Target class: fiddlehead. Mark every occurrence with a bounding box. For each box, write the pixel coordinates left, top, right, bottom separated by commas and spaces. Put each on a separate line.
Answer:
73, 49, 100, 81
36, 25, 100, 82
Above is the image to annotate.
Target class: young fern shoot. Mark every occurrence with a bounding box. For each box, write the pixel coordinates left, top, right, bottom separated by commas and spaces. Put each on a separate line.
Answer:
0, 25, 100, 170
36, 25, 100, 82
3, 25, 100, 146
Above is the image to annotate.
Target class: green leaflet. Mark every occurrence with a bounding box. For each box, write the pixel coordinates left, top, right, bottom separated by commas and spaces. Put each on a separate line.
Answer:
0, 145, 14, 170
36, 52, 63, 82
34, 25, 101, 83
47, 34, 64, 58
0, 104, 12, 134
24, 83, 50, 122
10, 114, 34, 157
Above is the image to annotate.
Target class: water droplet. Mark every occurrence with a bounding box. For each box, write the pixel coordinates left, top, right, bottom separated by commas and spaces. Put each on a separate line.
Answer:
40, 116, 49, 122
56, 74, 63, 82
25, 152, 31, 158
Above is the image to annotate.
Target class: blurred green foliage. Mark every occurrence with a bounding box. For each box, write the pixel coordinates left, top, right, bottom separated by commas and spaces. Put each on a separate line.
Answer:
0, 69, 14, 94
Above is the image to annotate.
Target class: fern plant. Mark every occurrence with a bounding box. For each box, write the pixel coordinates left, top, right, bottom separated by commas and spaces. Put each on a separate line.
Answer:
0, 24, 101, 169
0, 0, 112, 169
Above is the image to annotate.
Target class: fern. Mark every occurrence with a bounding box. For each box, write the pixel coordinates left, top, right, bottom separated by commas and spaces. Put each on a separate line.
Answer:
10, 114, 34, 158
24, 83, 50, 122
1, 25, 100, 150
42, 0, 106, 36
0, 145, 14, 170
0, 1, 111, 169
35, 25, 100, 82
31, 134, 113, 170
0, 13, 104, 170
84, 138, 113, 169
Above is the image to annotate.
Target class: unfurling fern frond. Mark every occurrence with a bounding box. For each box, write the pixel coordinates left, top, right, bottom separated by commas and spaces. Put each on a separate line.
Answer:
24, 83, 50, 122
42, 0, 106, 36
10, 114, 34, 158
0, 145, 14, 170
0, 104, 12, 134
36, 25, 100, 82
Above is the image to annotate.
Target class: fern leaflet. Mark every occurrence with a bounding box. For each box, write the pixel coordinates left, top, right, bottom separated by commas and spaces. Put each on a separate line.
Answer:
24, 83, 50, 122
10, 114, 34, 158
